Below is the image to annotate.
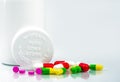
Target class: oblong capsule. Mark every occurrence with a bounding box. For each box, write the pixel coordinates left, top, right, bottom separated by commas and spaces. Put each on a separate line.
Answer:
89, 64, 103, 71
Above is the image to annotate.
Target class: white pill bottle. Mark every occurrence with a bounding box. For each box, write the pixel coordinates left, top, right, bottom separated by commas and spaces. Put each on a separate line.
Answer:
0, 0, 53, 68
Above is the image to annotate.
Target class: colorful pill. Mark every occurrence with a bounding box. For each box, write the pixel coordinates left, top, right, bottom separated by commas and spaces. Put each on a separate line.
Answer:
13, 66, 19, 73
49, 68, 66, 75
54, 61, 65, 65
42, 68, 50, 75
79, 63, 89, 72
19, 69, 26, 74
28, 71, 34, 75
54, 64, 64, 68
62, 62, 70, 69
36, 68, 42, 75
62, 68, 67, 74
89, 64, 103, 71
70, 66, 82, 74
75, 66, 82, 73
70, 66, 77, 74
43, 63, 54, 68
49, 68, 55, 74
54, 68, 64, 75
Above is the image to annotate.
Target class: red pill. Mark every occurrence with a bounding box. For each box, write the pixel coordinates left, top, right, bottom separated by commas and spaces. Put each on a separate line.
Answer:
79, 63, 89, 72
62, 62, 70, 69
54, 61, 65, 65
43, 63, 54, 68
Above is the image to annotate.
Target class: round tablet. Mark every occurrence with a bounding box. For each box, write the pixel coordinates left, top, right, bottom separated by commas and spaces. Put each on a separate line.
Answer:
19, 69, 26, 74
13, 66, 19, 73
28, 71, 35, 75
36, 68, 42, 75
11, 26, 54, 67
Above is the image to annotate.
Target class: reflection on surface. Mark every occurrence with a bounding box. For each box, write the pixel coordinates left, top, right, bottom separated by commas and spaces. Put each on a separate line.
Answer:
13, 70, 103, 80
71, 72, 89, 79
89, 70, 103, 76
13, 73, 19, 79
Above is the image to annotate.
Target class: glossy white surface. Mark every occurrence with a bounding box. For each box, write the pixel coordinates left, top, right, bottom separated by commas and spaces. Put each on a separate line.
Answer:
0, 61, 119, 82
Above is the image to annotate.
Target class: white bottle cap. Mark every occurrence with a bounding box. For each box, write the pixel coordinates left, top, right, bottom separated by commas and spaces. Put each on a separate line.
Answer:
11, 26, 54, 68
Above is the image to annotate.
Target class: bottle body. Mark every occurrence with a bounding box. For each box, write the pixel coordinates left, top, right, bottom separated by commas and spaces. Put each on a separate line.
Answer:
0, 0, 46, 65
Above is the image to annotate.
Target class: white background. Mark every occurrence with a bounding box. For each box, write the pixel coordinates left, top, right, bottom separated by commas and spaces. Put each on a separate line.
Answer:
0, 0, 120, 82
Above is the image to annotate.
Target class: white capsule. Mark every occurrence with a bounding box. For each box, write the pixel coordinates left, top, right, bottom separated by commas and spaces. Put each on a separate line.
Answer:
54, 64, 64, 68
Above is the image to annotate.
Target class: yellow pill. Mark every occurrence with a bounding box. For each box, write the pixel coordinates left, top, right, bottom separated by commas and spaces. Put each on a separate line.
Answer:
54, 68, 63, 75
49, 68, 55, 74
96, 64, 103, 71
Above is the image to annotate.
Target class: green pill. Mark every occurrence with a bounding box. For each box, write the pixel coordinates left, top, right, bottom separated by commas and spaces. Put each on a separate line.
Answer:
75, 66, 82, 73
90, 64, 96, 70
70, 65, 82, 74
70, 67, 77, 74
62, 68, 67, 74
42, 68, 50, 75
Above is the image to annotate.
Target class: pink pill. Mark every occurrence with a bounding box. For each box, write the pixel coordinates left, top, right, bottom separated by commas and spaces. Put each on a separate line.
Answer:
19, 69, 26, 74
36, 68, 42, 75
28, 71, 35, 75
13, 66, 19, 73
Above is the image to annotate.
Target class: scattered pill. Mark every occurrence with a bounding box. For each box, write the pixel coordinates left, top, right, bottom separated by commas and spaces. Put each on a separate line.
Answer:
70, 66, 77, 74
19, 69, 26, 74
79, 63, 89, 72
42, 68, 50, 75
54, 61, 65, 65
36, 68, 42, 75
70, 65, 82, 74
62, 62, 70, 69
49, 68, 55, 74
75, 66, 82, 73
54, 64, 64, 68
62, 68, 67, 74
12, 60, 103, 76
13, 66, 19, 73
54, 68, 64, 75
43, 63, 54, 68
28, 71, 34, 75
50, 68, 66, 75
89, 64, 103, 71
96, 64, 103, 71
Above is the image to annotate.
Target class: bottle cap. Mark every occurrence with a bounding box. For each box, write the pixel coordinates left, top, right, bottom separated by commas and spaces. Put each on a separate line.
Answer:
11, 26, 54, 68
